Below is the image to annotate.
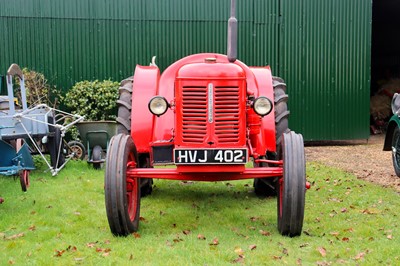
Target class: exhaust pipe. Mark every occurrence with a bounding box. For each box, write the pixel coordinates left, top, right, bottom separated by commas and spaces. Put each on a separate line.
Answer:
227, 0, 237, 63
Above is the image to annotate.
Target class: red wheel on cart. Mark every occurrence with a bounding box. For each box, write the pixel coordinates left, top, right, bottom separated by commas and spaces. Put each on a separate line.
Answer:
277, 131, 306, 237
19, 170, 30, 192
105, 134, 141, 236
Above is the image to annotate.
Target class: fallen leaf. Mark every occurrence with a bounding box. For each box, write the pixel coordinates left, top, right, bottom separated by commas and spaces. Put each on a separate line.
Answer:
102, 252, 110, 257
250, 217, 259, 222
139, 217, 146, 222
330, 232, 339, 237
132, 232, 141, 238
300, 243, 309, 248
317, 247, 327, 257
234, 247, 244, 256
183, 230, 191, 235
249, 245, 257, 251
129, 254, 134, 260
296, 258, 302, 265
233, 257, 245, 264
354, 252, 365, 260
209, 238, 219, 246
74, 212, 81, 216
54, 250, 65, 257
342, 237, 350, 242
282, 248, 289, 256
341, 208, 347, 213
28, 225, 36, 231
259, 230, 271, 236
160, 211, 166, 216
387, 235, 393, 240
104, 239, 111, 244
273, 256, 282, 260
86, 242, 97, 248
66, 245, 77, 252
197, 234, 206, 240
5, 233, 24, 240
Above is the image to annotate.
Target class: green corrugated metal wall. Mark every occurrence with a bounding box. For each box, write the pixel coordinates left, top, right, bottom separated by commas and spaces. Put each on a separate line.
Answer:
280, 0, 372, 140
0, 0, 371, 141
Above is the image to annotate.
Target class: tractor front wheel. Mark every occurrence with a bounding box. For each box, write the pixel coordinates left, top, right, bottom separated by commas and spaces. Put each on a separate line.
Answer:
277, 131, 306, 237
105, 134, 141, 236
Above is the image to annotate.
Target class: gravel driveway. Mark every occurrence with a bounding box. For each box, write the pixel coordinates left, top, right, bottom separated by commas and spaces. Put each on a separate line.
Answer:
305, 134, 400, 192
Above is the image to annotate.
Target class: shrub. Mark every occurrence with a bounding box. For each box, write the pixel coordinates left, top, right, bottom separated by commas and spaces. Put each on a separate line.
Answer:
64, 80, 119, 121
15, 68, 60, 107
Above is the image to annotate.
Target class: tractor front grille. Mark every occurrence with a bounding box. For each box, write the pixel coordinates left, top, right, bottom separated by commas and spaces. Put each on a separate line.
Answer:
180, 85, 241, 145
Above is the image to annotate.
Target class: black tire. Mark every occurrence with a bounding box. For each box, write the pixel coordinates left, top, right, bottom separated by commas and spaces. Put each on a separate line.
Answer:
254, 76, 290, 196
391, 126, 400, 177
67, 140, 86, 160
117, 77, 154, 189
116, 77, 133, 135
105, 134, 141, 236
277, 131, 306, 237
92, 145, 103, 169
47, 126, 65, 169
19, 170, 30, 192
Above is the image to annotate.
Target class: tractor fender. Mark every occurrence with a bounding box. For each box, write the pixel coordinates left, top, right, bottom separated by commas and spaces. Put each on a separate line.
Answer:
250, 67, 276, 153
383, 115, 400, 151
131, 65, 160, 153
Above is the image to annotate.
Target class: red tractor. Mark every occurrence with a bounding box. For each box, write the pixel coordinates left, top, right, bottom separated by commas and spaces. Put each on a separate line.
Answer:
105, 0, 307, 237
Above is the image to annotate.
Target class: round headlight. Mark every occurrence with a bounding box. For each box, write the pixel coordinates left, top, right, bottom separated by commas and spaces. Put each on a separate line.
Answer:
148, 96, 169, 116
253, 96, 273, 116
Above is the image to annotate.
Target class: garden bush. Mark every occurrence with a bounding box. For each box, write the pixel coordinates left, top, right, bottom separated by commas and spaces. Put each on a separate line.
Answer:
64, 80, 119, 121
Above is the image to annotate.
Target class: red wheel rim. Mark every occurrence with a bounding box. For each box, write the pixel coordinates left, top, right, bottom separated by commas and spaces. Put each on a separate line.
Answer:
126, 154, 138, 221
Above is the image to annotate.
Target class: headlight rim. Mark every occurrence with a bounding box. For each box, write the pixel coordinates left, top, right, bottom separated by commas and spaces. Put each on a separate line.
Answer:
148, 96, 169, 116
253, 96, 273, 117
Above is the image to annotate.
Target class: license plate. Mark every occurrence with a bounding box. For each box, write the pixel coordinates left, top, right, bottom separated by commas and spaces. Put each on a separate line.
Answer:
174, 149, 248, 164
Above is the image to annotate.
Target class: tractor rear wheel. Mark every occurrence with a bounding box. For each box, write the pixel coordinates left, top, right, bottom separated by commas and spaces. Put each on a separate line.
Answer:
105, 134, 141, 236
277, 131, 306, 237
116, 77, 153, 195
116, 77, 133, 135
391, 126, 400, 177
254, 76, 290, 196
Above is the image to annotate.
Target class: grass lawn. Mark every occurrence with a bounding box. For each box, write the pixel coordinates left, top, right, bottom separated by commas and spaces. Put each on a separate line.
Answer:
0, 160, 399, 265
